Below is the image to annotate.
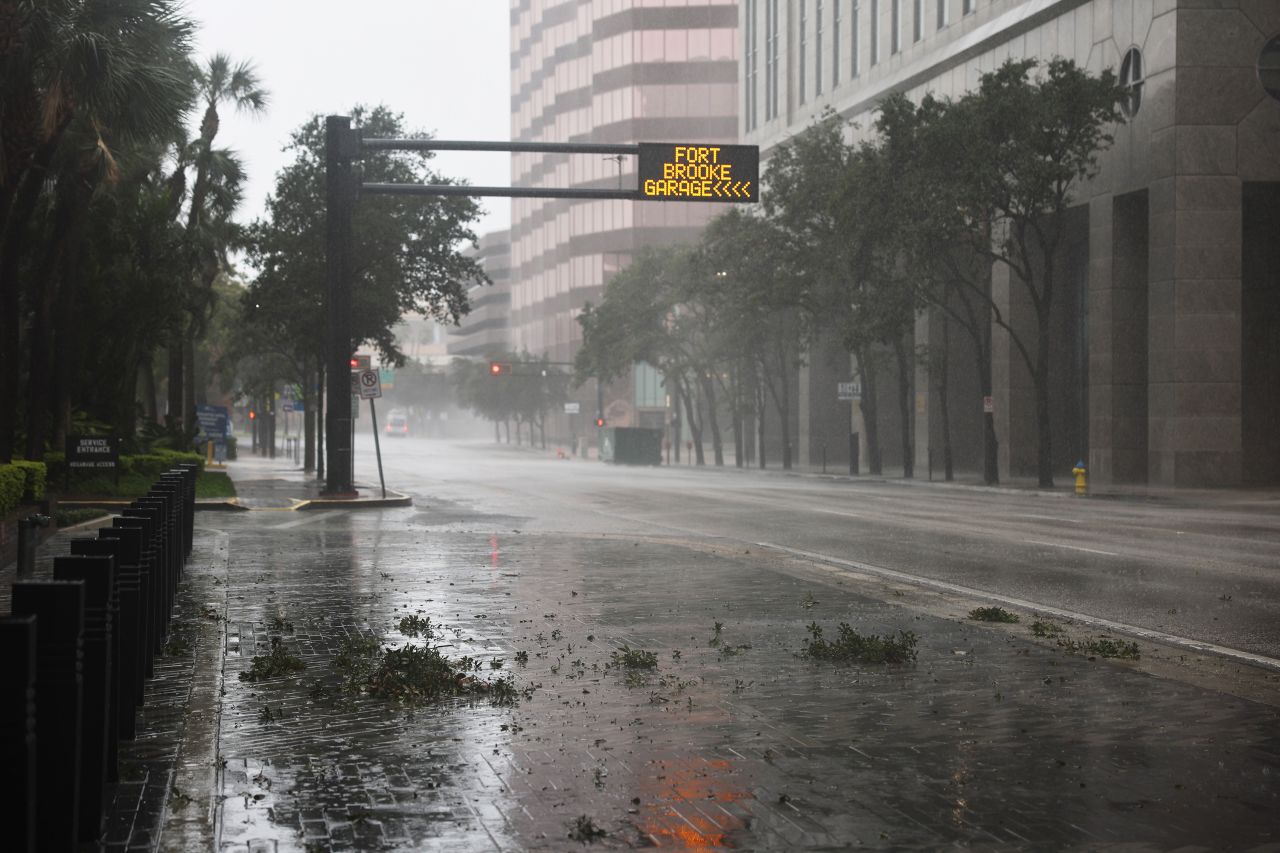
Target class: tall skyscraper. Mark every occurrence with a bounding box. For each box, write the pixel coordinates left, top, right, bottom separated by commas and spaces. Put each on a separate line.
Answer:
509, 0, 739, 431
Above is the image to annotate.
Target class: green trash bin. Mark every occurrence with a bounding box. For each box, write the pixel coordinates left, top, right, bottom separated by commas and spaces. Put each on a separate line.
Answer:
598, 427, 662, 465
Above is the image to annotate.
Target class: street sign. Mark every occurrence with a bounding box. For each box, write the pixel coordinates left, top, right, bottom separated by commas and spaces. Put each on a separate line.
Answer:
66, 435, 119, 470
837, 381, 862, 401
983, 395, 995, 414
564, 402, 581, 414
358, 368, 382, 399
638, 143, 759, 203
350, 373, 361, 395
195, 404, 230, 438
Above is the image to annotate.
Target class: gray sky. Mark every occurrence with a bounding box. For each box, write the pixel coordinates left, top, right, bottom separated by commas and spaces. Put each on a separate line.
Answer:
189, 1, 512, 239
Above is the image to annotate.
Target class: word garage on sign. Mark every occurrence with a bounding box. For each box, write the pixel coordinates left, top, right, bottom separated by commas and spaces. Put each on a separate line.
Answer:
638, 143, 759, 203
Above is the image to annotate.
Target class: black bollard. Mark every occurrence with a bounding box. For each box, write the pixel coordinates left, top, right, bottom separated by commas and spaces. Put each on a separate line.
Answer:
134, 498, 171, 628
128, 502, 170, 644
69, 538, 124, 775
164, 466, 197, 557
144, 485, 182, 592
54, 555, 115, 842
102, 523, 151, 707
0, 615, 39, 853
116, 513, 160, 669
12, 580, 85, 852
130, 500, 172, 633
15, 514, 50, 578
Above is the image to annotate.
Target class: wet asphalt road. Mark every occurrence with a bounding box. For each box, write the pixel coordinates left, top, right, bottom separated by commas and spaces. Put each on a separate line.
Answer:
69, 436, 1278, 852
365, 437, 1280, 664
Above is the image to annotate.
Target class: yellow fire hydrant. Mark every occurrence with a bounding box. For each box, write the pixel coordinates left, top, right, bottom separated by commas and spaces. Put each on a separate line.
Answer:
1072, 461, 1088, 496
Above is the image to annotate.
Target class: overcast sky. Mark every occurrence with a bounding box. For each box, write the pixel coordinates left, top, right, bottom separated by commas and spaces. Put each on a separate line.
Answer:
189, 1, 512, 238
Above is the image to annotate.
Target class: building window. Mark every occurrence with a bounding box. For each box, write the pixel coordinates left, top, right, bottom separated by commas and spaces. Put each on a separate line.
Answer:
1119, 46, 1144, 117
892, 0, 900, 54
745, 0, 758, 129
833, 0, 842, 88
871, 0, 879, 65
963, 0, 973, 14
852, 1, 860, 77
816, 0, 824, 95
913, 0, 922, 42
799, 0, 808, 104
937, 0, 948, 28
765, 0, 780, 119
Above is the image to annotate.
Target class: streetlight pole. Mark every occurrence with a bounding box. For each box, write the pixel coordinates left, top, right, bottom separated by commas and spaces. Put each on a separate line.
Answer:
324, 116, 358, 495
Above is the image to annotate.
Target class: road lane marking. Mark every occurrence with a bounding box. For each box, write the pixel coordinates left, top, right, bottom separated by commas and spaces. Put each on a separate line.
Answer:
1021, 539, 1119, 556
1010, 513, 1081, 524
756, 540, 1280, 674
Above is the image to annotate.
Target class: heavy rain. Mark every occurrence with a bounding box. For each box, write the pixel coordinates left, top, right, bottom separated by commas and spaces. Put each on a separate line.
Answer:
2, 2, 1278, 852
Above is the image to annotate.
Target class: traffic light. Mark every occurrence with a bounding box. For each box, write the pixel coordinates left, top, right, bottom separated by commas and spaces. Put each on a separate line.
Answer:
349, 357, 359, 369
248, 410, 256, 420
595, 416, 606, 427
489, 361, 512, 376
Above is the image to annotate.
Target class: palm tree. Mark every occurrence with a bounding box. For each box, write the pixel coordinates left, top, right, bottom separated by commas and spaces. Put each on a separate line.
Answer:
166, 53, 267, 435
0, 0, 195, 460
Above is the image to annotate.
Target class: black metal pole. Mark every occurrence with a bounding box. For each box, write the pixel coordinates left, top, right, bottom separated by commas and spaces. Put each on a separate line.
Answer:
325, 116, 356, 495
369, 397, 386, 499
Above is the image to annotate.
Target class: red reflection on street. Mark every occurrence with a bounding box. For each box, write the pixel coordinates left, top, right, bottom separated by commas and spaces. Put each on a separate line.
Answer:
637, 758, 747, 849
489, 533, 500, 567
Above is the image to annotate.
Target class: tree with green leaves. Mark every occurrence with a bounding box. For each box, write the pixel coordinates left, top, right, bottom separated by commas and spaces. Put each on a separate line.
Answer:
575, 245, 731, 465
914, 59, 1123, 487
166, 53, 268, 436
0, 0, 196, 460
698, 208, 806, 469
765, 111, 915, 475
243, 105, 486, 470
452, 353, 569, 447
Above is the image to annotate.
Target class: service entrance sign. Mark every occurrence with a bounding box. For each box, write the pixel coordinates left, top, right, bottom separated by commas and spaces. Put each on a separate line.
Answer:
638, 143, 759, 202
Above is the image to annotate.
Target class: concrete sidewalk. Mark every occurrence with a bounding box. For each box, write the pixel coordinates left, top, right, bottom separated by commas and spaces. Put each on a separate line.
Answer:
20, 450, 1278, 851
219, 452, 412, 511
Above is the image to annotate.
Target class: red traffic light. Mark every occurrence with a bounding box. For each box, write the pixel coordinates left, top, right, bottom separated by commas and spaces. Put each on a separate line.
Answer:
349, 357, 359, 369
595, 417, 605, 427
489, 361, 512, 376
248, 410, 256, 420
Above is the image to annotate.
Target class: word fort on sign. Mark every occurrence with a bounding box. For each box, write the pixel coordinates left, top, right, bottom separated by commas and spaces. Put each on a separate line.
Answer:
638, 143, 759, 203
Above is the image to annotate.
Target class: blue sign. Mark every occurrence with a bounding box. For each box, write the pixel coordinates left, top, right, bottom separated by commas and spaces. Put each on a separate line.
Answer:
196, 404, 230, 438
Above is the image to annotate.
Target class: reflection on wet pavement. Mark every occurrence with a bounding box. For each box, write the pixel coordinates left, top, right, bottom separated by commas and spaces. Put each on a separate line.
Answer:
204, 510, 1279, 851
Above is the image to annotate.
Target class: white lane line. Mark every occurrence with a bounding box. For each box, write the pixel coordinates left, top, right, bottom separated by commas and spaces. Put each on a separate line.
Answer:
1021, 539, 1119, 556
756, 540, 1280, 674
1009, 513, 1081, 524
271, 510, 342, 529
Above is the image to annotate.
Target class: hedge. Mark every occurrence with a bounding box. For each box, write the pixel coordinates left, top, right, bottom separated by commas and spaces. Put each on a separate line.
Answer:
11, 460, 47, 501
0, 465, 26, 517
44, 449, 203, 483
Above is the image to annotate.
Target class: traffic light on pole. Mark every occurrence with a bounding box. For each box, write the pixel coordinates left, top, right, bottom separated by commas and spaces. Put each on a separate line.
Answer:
489, 361, 512, 376
349, 357, 359, 369
595, 416, 605, 427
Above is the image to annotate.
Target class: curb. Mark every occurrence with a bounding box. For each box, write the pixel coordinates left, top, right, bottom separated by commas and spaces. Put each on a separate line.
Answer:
296, 490, 413, 510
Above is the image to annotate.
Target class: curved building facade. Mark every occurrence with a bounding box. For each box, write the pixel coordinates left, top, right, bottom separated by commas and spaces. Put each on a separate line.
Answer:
510, 0, 740, 433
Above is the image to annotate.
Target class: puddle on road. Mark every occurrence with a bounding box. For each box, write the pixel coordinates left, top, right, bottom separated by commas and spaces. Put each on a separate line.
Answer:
207, 514, 1280, 850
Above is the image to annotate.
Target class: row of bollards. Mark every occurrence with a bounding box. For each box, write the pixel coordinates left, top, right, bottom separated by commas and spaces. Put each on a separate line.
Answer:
1, 463, 197, 853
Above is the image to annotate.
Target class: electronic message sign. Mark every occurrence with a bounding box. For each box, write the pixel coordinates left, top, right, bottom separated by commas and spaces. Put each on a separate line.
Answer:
638, 143, 759, 203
